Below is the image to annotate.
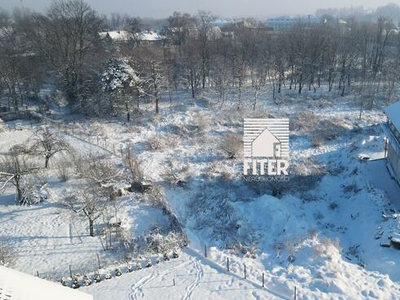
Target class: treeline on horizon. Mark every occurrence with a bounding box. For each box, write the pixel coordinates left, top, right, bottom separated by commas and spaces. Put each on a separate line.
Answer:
1, 0, 400, 117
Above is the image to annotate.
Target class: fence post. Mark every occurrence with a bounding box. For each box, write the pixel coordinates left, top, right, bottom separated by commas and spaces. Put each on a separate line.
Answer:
294, 286, 297, 300
226, 258, 229, 272
262, 272, 264, 287
244, 264, 246, 279
97, 253, 101, 269
204, 245, 207, 258
69, 265, 73, 278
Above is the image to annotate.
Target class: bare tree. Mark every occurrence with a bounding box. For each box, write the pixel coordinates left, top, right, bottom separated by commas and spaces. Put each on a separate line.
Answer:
31, 0, 104, 104
167, 11, 194, 50
29, 126, 70, 168
124, 148, 143, 183
181, 42, 201, 98
124, 16, 142, 47
73, 152, 123, 187
64, 183, 108, 237
0, 10, 34, 112
196, 11, 215, 89
134, 45, 167, 114
0, 145, 37, 205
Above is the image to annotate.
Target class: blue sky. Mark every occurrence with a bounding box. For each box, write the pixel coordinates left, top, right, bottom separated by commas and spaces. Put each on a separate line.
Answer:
0, 0, 395, 18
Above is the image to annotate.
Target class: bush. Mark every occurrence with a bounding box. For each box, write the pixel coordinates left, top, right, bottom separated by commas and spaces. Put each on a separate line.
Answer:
0, 118, 6, 132
314, 236, 340, 258
292, 112, 352, 145
288, 158, 327, 193
19, 177, 49, 206
192, 112, 211, 135
311, 134, 325, 147
162, 162, 191, 186
0, 241, 17, 267
329, 202, 339, 210
147, 135, 164, 151
220, 133, 242, 159
55, 157, 72, 182
126, 228, 188, 256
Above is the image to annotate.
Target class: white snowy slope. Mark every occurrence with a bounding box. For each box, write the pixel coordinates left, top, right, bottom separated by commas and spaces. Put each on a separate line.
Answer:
81, 249, 289, 300
0, 266, 93, 300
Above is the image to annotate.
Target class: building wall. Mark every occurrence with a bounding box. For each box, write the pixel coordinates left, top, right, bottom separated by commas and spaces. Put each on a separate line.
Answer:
387, 142, 400, 184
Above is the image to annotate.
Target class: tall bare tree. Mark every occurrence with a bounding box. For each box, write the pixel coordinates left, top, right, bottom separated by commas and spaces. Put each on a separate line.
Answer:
31, 0, 104, 104
196, 11, 215, 89
134, 45, 167, 114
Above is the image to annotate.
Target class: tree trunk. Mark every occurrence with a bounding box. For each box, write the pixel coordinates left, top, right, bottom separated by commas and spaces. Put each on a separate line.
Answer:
89, 219, 95, 237
45, 155, 50, 169
15, 175, 23, 205
190, 68, 195, 99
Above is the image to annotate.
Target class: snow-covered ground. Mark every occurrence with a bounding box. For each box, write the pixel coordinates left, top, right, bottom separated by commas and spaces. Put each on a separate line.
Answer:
2, 89, 400, 299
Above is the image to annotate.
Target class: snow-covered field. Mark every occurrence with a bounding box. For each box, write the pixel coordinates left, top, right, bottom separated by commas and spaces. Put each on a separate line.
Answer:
2, 89, 400, 299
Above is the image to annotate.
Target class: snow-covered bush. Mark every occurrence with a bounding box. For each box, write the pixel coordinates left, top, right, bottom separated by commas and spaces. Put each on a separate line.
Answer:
311, 134, 325, 147
0, 118, 6, 132
162, 161, 191, 186
186, 184, 250, 248
192, 112, 211, 135
289, 158, 327, 193
55, 157, 72, 182
101, 58, 141, 91
147, 185, 169, 210
292, 112, 352, 146
290, 111, 315, 133
219, 133, 242, 159
123, 227, 187, 257
19, 177, 49, 206
314, 236, 341, 257
0, 241, 17, 267
146, 134, 179, 151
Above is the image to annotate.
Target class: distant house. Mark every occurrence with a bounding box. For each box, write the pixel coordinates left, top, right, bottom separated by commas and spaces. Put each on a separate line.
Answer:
382, 100, 400, 185
99, 30, 167, 46
99, 30, 132, 41
0, 266, 93, 300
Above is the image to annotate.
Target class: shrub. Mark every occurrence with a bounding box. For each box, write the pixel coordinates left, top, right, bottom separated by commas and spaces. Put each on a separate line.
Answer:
311, 134, 325, 147
162, 162, 191, 186
147, 135, 163, 151
0, 118, 6, 132
314, 236, 341, 257
55, 158, 72, 182
220, 133, 242, 159
0, 241, 17, 267
192, 112, 211, 135
329, 202, 339, 210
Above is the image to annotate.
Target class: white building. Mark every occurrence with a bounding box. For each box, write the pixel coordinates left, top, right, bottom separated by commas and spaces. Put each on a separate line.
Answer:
382, 100, 400, 185
0, 266, 93, 300
266, 15, 320, 31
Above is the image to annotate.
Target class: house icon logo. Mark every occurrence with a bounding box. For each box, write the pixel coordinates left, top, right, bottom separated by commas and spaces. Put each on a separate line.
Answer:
243, 118, 289, 176
251, 127, 282, 158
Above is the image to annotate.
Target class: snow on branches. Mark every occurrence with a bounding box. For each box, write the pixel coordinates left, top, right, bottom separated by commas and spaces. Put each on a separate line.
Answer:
100, 58, 141, 92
